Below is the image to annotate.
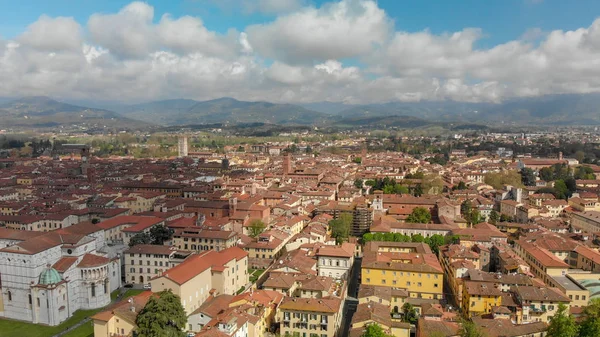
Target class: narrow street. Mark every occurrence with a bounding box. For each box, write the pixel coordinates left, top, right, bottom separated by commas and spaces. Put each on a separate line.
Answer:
340, 257, 362, 336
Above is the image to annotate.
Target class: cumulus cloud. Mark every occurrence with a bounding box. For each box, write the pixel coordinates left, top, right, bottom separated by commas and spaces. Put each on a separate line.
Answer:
3, 1, 600, 104
19, 15, 83, 51
246, 0, 392, 64
88, 2, 237, 59
88, 2, 156, 58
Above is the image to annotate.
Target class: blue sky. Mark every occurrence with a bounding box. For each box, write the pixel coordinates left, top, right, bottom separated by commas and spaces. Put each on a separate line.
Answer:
1, 0, 600, 103
1, 0, 599, 44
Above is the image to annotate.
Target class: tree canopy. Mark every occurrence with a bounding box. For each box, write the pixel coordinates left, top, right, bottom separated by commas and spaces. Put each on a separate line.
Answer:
406, 207, 432, 224
248, 219, 266, 238
136, 290, 187, 337
329, 213, 353, 244
520, 168, 536, 186
361, 323, 394, 337
547, 303, 578, 337
354, 178, 364, 189
150, 225, 173, 245
488, 210, 499, 225
539, 163, 572, 182
579, 298, 600, 337
129, 232, 152, 247
484, 170, 524, 189
365, 177, 409, 195
458, 319, 485, 337
420, 174, 445, 195
402, 303, 418, 324
362, 233, 447, 255
129, 225, 174, 247
575, 166, 596, 180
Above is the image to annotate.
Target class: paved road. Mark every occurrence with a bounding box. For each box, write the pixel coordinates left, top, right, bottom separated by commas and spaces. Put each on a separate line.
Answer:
340, 297, 359, 337
348, 257, 362, 298
339, 257, 362, 336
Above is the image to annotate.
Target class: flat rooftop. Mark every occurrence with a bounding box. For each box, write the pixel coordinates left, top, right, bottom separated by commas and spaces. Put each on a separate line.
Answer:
550, 275, 587, 291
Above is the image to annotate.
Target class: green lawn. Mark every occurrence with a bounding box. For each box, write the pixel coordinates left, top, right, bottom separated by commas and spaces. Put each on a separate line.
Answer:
111, 288, 145, 301
110, 289, 120, 301
0, 308, 103, 337
249, 268, 266, 283
121, 289, 145, 299
61, 321, 94, 337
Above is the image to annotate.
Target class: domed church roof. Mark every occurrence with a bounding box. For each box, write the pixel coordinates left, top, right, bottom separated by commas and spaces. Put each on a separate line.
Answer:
39, 266, 62, 285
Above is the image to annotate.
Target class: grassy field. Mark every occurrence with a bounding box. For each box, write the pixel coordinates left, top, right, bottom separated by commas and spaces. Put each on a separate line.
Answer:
0, 308, 102, 337
60, 321, 94, 337
0, 289, 146, 337
249, 268, 266, 283
111, 288, 145, 301
120, 289, 145, 300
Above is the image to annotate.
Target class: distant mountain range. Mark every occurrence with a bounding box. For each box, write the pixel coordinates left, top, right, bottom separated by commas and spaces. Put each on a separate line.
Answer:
331, 94, 600, 125
116, 97, 329, 126
1, 93, 599, 130
0, 96, 144, 130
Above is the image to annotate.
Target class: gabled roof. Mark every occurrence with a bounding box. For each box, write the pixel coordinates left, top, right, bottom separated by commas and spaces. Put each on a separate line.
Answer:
156, 246, 247, 285
78, 253, 110, 268
53, 256, 78, 273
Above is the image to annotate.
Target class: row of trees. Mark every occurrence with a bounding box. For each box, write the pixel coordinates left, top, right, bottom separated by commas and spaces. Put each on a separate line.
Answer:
364, 178, 409, 195
362, 233, 457, 255
522, 163, 597, 200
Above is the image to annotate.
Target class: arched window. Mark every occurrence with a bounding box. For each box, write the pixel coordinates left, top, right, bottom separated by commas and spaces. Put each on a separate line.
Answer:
7, 291, 11, 301
28, 294, 32, 307
91, 283, 96, 297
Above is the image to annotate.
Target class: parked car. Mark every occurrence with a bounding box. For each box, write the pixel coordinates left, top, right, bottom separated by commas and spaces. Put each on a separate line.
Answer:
143, 283, 151, 290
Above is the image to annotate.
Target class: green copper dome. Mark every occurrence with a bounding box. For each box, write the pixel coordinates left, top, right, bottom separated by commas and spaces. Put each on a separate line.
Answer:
39, 267, 62, 285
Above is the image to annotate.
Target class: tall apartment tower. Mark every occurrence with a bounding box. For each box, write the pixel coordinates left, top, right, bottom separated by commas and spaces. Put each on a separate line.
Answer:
178, 136, 188, 157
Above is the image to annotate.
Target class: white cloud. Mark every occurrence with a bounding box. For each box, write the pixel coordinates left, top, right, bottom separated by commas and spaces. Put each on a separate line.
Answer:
157, 15, 238, 57
88, 2, 156, 58
3, 1, 600, 105
18, 15, 82, 51
245, 0, 392, 64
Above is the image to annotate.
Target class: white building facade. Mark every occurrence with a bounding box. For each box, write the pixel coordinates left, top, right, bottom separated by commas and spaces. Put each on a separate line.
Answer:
0, 227, 121, 326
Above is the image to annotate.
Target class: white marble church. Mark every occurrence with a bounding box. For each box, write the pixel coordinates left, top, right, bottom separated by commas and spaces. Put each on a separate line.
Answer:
0, 223, 121, 326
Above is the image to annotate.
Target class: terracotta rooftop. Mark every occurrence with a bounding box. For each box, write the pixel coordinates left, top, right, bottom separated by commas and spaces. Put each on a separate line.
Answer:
157, 246, 247, 285
279, 296, 342, 313
52, 256, 78, 273
78, 253, 110, 268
